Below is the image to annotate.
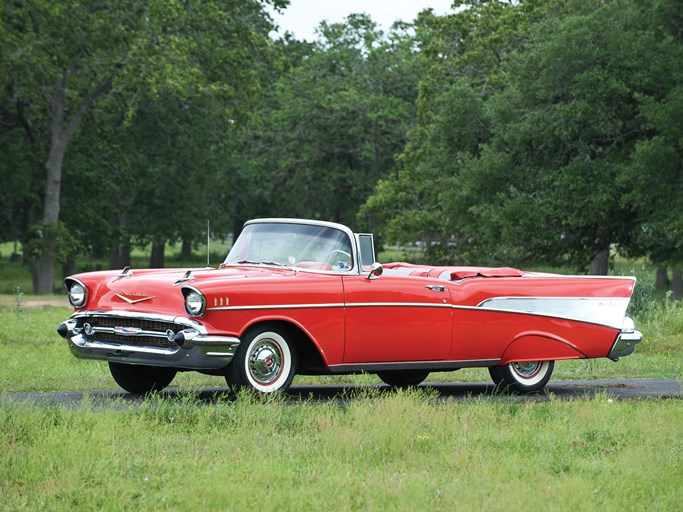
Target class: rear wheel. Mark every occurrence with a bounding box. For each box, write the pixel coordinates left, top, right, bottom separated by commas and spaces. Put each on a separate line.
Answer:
488, 361, 554, 393
226, 325, 297, 394
377, 370, 430, 388
108, 362, 177, 394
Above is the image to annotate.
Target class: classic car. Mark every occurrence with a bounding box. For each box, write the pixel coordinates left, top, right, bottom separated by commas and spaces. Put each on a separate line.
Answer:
57, 218, 642, 394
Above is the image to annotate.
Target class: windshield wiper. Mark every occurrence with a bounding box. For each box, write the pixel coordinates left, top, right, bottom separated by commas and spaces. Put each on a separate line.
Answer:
236, 260, 289, 268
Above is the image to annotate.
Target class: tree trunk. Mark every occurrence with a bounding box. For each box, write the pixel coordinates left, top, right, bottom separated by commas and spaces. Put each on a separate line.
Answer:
31, 72, 114, 294
33, 109, 68, 294
181, 238, 193, 260
149, 242, 165, 268
62, 255, 77, 278
109, 213, 131, 269
672, 268, 682, 301
109, 238, 131, 269
655, 267, 669, 289
590, 247, 610, 275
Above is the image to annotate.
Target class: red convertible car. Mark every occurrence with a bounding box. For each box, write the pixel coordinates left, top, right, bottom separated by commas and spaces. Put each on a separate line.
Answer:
58, 218, 642, 394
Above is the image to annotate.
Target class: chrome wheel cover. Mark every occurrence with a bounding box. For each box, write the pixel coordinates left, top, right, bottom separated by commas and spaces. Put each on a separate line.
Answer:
511, 361, 542, 379
508, 360, 551, 387
247, 339, 283, 385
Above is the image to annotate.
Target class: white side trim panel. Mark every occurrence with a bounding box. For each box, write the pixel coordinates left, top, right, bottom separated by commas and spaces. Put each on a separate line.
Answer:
475, 297, 629, 329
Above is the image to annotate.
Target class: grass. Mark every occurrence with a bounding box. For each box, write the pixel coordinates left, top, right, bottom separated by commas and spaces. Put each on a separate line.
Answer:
1, 391, 682, 511
1, 299, 682, 393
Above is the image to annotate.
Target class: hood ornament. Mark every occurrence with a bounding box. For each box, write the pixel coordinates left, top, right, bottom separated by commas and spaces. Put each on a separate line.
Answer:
174, 270, 194, 286
113, 266, 133, 282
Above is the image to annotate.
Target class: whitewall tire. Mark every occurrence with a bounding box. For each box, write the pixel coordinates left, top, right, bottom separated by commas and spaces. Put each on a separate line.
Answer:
488, 360, 554, 393
226, 326, 297, 394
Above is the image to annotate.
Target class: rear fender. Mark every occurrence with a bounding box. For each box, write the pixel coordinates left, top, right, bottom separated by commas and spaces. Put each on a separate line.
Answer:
500, 333, 586, 364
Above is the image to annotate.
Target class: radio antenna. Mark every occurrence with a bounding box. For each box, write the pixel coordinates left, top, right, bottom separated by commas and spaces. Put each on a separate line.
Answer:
207, 220, 211, 268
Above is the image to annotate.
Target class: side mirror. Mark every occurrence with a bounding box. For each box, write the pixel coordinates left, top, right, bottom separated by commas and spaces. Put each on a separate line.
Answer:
366, 262, 383, 280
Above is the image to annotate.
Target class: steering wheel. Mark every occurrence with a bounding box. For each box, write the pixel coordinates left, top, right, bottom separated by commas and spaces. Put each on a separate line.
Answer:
323, 250, 352, 268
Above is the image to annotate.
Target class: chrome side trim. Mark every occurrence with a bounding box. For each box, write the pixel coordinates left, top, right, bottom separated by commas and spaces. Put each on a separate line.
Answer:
524, 274, 637, 281
347, 302, 451, 308
207, 302, 452, 312
329, 358, 499, 373
208, 303, 345, 312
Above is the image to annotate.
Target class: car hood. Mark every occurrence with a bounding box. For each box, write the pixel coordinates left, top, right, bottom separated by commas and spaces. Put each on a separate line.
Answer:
70, 265, 295, 315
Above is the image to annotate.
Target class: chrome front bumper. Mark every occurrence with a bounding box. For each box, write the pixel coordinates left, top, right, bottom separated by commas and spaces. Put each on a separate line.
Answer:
608, 317, 643, 360
57, 311, 240, 370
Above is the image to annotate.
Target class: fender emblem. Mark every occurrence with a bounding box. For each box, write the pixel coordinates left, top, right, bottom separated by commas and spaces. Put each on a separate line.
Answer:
115, 293, 156, 304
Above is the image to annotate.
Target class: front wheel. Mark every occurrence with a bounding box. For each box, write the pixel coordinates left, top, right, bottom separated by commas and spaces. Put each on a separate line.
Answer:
488, 361, 554, 393
226, 325, 297, 394
108, 362, 177, 394
377, 370, 430, 388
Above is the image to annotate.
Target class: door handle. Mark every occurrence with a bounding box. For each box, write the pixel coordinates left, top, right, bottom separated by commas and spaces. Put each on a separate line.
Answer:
425, 285, 446, 292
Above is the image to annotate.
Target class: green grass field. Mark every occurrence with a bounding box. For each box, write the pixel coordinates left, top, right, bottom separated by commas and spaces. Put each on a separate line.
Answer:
2, 390, 682, 510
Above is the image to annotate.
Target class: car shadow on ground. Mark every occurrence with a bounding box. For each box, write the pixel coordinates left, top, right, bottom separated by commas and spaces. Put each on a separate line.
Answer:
5, 379, 681, 408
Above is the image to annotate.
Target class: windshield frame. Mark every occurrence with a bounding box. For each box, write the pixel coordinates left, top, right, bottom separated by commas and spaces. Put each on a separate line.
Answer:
223, 218, 360, 275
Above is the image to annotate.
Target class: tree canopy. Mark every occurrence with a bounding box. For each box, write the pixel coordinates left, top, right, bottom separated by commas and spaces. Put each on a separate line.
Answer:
1, 0, 681, 293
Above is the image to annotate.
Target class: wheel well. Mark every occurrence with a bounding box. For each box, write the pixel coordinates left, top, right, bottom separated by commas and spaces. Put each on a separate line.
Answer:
244, 320, 327, 375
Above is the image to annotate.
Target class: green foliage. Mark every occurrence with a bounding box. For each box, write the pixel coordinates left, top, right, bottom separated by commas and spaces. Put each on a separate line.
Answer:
362, 0, 683, 272
2, 0, 682, 283
0, 0, 289, 286
239, 14, 424, 229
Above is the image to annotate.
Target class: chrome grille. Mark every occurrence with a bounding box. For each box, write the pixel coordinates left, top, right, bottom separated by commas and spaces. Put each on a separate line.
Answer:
76, 315, 184, 350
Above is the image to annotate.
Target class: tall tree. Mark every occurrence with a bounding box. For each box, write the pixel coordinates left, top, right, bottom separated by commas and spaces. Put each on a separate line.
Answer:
362, 0, 682, 274
0, 0, 287, 292
360, 0, 553, 259
241, 14, 425, 229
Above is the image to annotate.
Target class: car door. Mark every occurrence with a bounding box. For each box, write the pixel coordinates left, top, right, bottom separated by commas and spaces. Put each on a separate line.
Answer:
342, 274, 453, 363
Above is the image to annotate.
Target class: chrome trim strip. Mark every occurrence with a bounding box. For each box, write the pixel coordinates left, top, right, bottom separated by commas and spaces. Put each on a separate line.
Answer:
89, 325, 170, 338
207, 302, 452, 312
208, 303, 345, 311
524, 274, 637, 281
69, 310, 207, 333
329, 358, 499, 373
70, 335, 179, 355
348, 302, 452, 308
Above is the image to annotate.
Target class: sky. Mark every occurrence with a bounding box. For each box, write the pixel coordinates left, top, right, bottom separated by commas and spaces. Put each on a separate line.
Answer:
269, 0, 456, 41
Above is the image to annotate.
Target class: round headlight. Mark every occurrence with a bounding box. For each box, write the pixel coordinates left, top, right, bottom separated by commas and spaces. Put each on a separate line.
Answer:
68, 282, 87, 308
184, 289, 206, 316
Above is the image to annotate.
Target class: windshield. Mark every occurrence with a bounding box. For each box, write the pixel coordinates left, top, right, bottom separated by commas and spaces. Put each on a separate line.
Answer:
224, 222, 354, 272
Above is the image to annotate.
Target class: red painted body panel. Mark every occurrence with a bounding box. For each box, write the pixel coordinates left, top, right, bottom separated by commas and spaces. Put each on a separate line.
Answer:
342, 275, 452, 362
450, 309, 618, 362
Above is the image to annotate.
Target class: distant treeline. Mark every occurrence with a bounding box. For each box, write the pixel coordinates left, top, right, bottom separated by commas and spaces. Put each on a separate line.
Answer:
1, 0, 681, 294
